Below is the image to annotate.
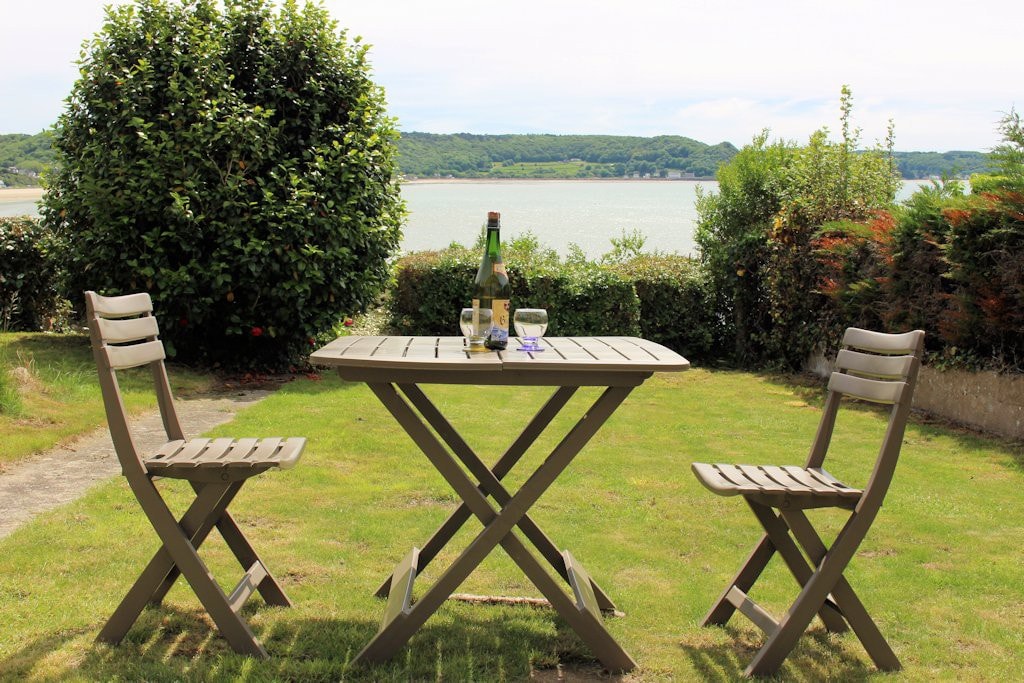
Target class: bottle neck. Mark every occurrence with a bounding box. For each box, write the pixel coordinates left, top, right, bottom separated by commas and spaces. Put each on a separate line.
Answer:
485, 226, 501, 260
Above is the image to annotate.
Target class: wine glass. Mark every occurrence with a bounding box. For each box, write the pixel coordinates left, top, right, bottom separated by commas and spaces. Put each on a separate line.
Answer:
513, 308, 548, 352
459, 307, 492, 352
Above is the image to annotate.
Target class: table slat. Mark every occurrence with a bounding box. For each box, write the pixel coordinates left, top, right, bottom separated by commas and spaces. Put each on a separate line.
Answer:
312, 336, 688, 375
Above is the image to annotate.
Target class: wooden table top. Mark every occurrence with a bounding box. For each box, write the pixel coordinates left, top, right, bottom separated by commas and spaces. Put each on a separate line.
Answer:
311, 336, 690, 377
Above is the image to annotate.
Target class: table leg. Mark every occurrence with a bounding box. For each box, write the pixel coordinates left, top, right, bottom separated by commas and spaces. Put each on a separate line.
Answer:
376, 384, 616, 612
356, 382, 637, 672
374, 385, 576, 597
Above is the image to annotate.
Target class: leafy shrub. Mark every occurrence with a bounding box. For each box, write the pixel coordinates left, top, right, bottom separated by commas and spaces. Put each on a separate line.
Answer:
521, 264, 640, 337
697, 87, 901, 369
942, 188, 1024, 368
695, 131, 790, 364
387, 248, 640, 338
388, 249, 477, 335
609, 255, 718, 359
0, 217, 66, 331
42, 0, 403, 369
883, 181, 963, 349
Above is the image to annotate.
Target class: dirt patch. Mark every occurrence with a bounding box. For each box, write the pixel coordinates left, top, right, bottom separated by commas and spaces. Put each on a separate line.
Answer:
0, 390, 271, 540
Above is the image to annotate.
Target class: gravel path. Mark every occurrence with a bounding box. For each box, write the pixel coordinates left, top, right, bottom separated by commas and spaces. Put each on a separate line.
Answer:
0, 390, 271, 540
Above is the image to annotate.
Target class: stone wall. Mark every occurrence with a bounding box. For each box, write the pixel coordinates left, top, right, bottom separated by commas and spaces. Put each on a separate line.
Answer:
807, 354, 1024, 439
914, 366, 1024, 439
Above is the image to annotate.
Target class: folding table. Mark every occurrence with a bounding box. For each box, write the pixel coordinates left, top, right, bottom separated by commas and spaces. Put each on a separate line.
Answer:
311, 335, 689, 672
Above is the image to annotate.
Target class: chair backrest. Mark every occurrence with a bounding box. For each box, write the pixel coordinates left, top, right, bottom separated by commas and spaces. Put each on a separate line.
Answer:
85, 291, 184, 478
804, 327, 926, 511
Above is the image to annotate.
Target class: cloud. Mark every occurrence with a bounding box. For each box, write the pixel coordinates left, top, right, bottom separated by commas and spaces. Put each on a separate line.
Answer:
2, 0, 1021, 150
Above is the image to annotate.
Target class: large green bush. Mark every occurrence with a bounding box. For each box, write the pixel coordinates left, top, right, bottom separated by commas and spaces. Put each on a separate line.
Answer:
385, 235, 726, 353
798, 110, 1024, 371
695, 132, 791, 363
42, 0, 403, 368
386, 247, 641, 339
0, 217, 66, 331
882, 181, 962, 347
697, 87, 901, 369
608, 255, 718, 360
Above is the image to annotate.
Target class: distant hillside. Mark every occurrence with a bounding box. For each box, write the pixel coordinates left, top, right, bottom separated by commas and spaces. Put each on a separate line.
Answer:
1, 130, 994, 186
398, 132, 994, 180
396, 132, 738, 179
0, 132, 54, 187
894, 150, 993, 178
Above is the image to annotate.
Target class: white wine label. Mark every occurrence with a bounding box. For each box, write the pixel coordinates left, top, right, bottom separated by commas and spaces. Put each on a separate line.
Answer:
491, 299, 510, 341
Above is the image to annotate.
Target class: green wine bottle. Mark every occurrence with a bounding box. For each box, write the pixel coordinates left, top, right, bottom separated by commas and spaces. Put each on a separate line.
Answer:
472, 211, 511, 350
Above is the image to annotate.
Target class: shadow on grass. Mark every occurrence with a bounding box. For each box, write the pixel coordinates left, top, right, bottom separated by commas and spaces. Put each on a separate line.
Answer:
2, 332, 91, 358
0, 600, 614, 680
680, 624, 875, 682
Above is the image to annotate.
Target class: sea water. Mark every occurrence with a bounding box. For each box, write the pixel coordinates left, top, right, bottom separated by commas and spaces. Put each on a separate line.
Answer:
2, 180, 932, 259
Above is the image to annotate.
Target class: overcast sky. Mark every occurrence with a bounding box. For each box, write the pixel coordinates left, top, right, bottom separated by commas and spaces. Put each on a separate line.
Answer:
1, 0, 1021, 151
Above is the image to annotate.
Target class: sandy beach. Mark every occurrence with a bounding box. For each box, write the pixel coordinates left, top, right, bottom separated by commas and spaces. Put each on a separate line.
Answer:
0, 187, 44, 204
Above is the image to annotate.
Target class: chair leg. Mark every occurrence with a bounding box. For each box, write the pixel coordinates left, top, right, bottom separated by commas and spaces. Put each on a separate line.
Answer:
150, 483, 291, 608
98, 482, 237, 644
745, 511, 875, 677
100, 478, 268, 658
748, 502, 848, 634
782, 510, 900, 671
702, 532, 775, 626
215, 510, 291, 607
146, 482, 245, 608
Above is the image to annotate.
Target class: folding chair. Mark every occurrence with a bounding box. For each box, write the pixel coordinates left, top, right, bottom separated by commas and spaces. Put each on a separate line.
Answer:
85, 291, 305, 658
691, 327, 925, 677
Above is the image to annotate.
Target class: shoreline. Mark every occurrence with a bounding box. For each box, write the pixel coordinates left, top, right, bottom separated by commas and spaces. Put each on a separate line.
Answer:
401, 176, 716, 185
0, 187, 44, 204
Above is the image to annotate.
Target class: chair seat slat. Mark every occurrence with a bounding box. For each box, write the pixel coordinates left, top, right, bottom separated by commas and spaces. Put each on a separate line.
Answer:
715, 464, 765, 492
805, 467, 861, 495
196, 438, 258, 467
153, 440, 186, 459
161, 438, 211, 467
759, 466, 817, 495
735, 465, 786, 490
199, 438, 235, 462
777, 466, 846, 494
276, 438, 305, 470
692, 463, 747, 495
249, 437, 283, 462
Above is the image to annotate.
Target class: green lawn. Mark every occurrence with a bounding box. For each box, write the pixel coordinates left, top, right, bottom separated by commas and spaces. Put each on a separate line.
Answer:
1, 352, 1023, 680
0, 332, 218, 467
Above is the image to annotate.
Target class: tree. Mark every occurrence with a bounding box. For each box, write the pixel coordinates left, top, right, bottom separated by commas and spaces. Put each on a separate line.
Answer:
990, 108, 1024, 187
765, 87, 901, 367
695, 87, 901, 368
695, 131, 794, 362
42, 0, 404, 368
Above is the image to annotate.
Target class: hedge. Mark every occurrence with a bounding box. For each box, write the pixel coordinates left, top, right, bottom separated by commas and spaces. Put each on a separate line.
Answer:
386, 249, 724, 359
0, 216, 66, 331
